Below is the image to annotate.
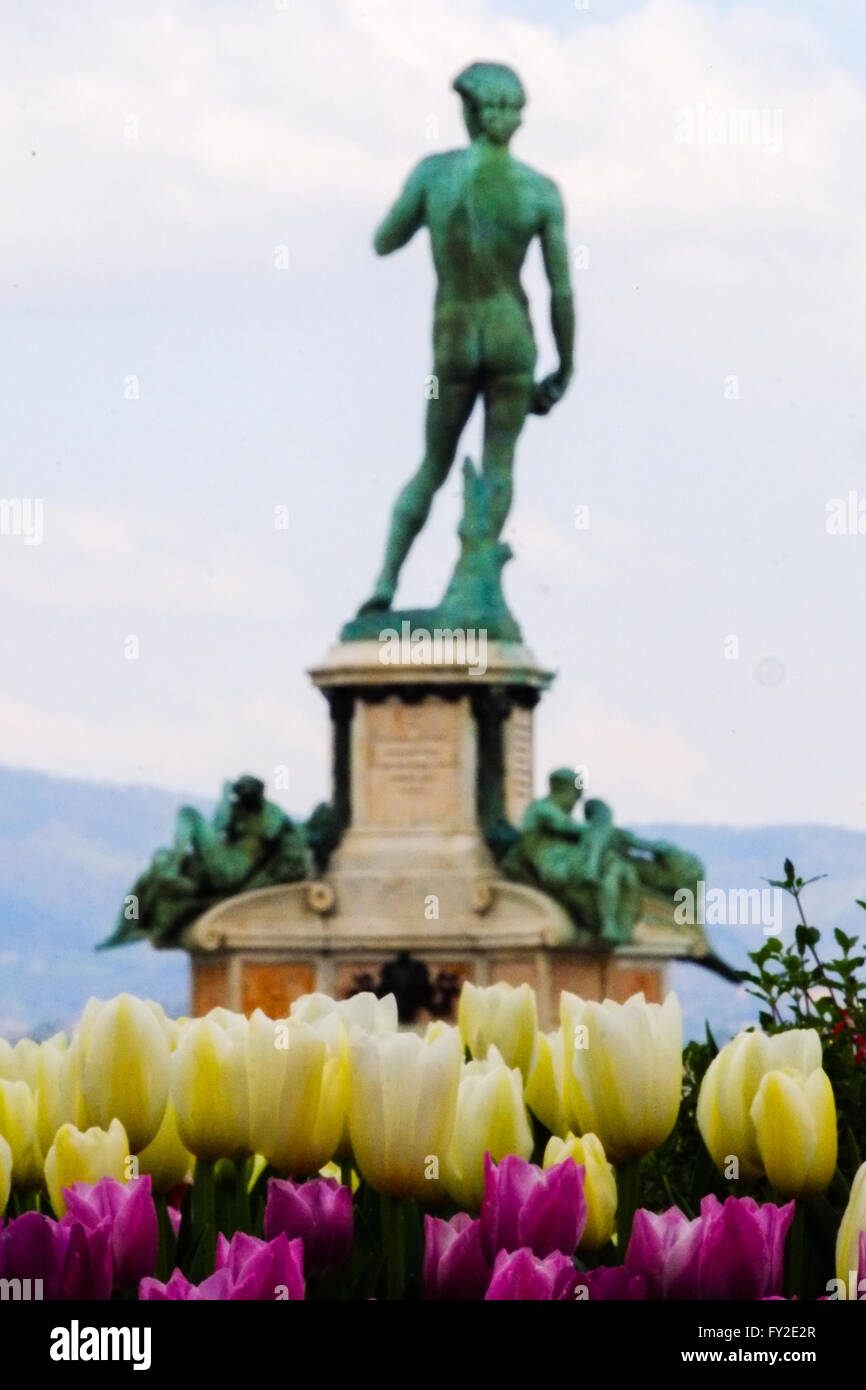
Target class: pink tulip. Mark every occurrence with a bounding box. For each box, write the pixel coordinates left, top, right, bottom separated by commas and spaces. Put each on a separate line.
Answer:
484, 1247, 578, 1300
0, 1210, 112, 1300
575, 1265, 647, 1300
626, 1195, 794, 1300
264, 1177, 353, 1275
62, 1175, 157, 1289
423, 1213, 492, 1300
139, 1231, 304, 1300
480, 1154, 587, 1262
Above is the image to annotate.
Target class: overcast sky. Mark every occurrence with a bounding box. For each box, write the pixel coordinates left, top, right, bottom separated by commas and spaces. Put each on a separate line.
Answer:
2, 0, 865, 829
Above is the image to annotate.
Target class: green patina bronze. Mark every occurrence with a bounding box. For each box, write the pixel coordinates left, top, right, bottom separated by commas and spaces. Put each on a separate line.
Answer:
501, 768, 705, 945
101, 776, 336, 948
345, 61, 575, 637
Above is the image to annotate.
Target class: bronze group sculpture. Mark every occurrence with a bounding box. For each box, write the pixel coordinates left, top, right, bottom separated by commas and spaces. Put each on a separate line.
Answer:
101, 776, 317, 948
502, 768, 705, 946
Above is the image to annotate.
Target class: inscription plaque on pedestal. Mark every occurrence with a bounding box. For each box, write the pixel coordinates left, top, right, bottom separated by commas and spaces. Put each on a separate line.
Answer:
353, 696, 475, 831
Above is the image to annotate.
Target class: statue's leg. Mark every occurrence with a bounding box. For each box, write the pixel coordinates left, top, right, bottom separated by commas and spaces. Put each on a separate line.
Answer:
481, 372, 534, 538
598, 862, 642, 944
358, 377, 477, 612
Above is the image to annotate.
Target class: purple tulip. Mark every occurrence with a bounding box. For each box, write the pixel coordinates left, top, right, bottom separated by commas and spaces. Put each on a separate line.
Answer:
484, 1247, 578, 1301
60, 1219, 115, 1300
423, 1213, 492, 1300
574, 1265, 647, 1300
264, 1177, 353, 1275
0, 1212, 69, 1300
139, 1231, 305, 1301
626, 1195, 794, 1300
0, 1210, 112, 1300
61, 1175, 158, 1289
480, 1154, 587, 1262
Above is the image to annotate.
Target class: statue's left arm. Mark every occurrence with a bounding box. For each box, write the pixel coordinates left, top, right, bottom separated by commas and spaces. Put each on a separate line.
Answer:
532, 181, 576, 416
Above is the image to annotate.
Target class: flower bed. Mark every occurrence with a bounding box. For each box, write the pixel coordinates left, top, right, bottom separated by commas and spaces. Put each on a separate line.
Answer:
1, 877, 865, 1301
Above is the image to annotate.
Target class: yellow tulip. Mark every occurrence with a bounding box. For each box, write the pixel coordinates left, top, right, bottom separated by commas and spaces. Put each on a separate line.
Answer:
458, 981, 537, 1080
170, 1013, 249, 1160
246, 1010, 347, 1174
348, 1026, 462, 1197
71, 997, 103, 1054
561, 991, 683, 1162
79, 994, 170, 1153
136, 1098, 193, 1192
0, 1038, 16, 1082
13, 1038, 39, 1090
836, 1160, 866, 1296
697, 1029, 823, 1182
143, 999, 181, 1048
291, 991, 398, 1034
543, 1132, 617, 1250
423, 1020, 453, 1043
750, 1067, 837, 1198
525, 1029, 569, 1137
0, 1037, 39, 1088
0, 1134, 11, 1213
442, 1047, 533, 1209
35, 1033, 86, 1156
44, 1118, 130, 1217
0, 1078, 43, 1189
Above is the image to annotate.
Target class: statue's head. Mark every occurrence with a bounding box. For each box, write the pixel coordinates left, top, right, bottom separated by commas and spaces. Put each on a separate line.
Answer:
233, 774, 265, 809
453, 62, 525, 146
584, 798, 613, 826
549, 766, 580, 812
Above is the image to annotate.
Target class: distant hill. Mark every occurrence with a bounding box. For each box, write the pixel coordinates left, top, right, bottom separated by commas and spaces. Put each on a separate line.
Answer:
0, 764, 863, 1041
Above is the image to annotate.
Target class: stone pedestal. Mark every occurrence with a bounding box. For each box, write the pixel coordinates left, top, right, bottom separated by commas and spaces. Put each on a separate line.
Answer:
180, 638, 710, 1027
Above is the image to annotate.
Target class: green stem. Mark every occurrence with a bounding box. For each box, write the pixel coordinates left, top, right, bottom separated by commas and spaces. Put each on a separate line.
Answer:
235, 1157, 251, 1235
339, 1156, 353, 1189
787, 1201, 806, 1300
191, 1157, 217, 1273
11, 1188, 40, 1217
616, 1155, 643, 1258
153, 1194, 176, 1282
380, 1193, 406, 1301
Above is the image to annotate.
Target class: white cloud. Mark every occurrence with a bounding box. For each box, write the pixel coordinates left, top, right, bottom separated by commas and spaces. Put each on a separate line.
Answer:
0, 505, 303, 618
538, 688, 709, 822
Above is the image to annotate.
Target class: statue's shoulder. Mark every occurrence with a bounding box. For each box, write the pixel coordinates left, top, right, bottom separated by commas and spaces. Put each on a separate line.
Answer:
513, 160, 564, 209
417, 149, 463, 179
521, 795, 553, 827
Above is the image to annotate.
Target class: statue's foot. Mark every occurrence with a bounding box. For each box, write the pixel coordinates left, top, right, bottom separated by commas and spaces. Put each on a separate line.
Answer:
355, 582, 395, 617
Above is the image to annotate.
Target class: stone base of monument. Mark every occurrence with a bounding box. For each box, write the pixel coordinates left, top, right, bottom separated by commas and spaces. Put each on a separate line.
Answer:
177, 637, 711, 1027
181, 887, 698, 1029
